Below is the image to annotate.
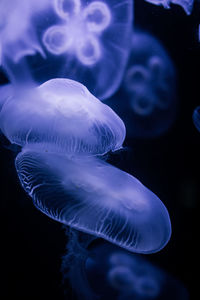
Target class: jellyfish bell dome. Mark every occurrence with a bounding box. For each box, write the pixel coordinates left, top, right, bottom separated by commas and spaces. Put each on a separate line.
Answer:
15, 150, 171, 254
0, 0, 133, 100
0, 78, 125, 155
106, 31, 177, 138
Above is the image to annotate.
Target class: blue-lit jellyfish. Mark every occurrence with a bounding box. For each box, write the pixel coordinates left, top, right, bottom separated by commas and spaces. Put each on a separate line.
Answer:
193, 106, 200, 132
144, 0, 194, 15
0, 78, 125, 155
106, 31, 177, 138
0, 0, 133, 99
15, 150, 171, 254
80, 242, 189, 300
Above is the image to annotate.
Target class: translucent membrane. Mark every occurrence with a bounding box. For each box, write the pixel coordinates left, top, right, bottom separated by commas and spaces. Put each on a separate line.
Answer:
15, 150, 171, 254
106, 32, 176, 138
144, 0, 194, 15
85, 243, 189, 300
0, 78, 125, 155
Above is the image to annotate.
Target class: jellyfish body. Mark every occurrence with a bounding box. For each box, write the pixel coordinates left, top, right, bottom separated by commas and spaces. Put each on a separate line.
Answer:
192, 106, 200, 132
15, 149, 171, 254
85, 243, 189, 300
144, 0, 194, 15
0, 78, 125, 155
106, 31, 177, 138
0, 0, 133, 100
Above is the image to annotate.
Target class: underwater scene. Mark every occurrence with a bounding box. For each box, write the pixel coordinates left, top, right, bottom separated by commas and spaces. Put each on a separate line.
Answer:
0, 0, 199, 299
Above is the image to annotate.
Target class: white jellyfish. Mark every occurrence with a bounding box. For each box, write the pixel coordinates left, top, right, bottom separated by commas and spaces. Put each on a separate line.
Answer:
15, 149, 171, 254
0, 78, 125, 155
0, 0, 133, 100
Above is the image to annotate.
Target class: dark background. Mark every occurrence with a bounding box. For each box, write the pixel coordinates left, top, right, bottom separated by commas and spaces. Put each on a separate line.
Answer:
1, 1, 200, 299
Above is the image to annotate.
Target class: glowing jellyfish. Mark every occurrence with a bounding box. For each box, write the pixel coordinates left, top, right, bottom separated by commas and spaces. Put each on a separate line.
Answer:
144, 0, 194, 15
0, 78, 125, 155
0, 0, 133, 100
106, 31, 177, 138
192, 106, 200, 132
15, 150, 171, 254
84, 243, 189, 300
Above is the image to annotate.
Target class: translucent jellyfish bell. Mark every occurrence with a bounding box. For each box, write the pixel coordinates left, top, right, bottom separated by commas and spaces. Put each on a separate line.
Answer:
0, 0, 133, 100
85, 243, 189, 300
144, 0, 194, 15
106, 31, 177, 138
15, 151, 171, 254
0, 78, 125, 155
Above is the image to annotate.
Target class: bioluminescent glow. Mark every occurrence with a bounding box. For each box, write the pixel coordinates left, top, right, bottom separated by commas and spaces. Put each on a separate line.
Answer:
144, 0, 194, 15
193, 106, 200, 132
106, 31, 177, 138
85, 243, 189, 300
0, 79, 125, 155
0, 0, 133, 100
15, 150, 171, 254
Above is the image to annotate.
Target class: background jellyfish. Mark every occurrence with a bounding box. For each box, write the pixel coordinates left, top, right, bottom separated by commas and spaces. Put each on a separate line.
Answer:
80, 242, 189, 300
106, 31, 177, 139
144, 0, 194, 15
0, 0, 133, 99
192, 106, 200, 132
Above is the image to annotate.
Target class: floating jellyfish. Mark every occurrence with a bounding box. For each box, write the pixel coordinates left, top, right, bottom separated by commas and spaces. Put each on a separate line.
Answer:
106, 31, 177, 138
144, 0, 194, 15
0, 78, 125, 155
15, 149, 171, 254
83, 242, 189, 300
192, 106, 200, 132
0, 0, 133, 99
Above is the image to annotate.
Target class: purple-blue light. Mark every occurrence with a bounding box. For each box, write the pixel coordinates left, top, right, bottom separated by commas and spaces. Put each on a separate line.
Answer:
0, 0, 133, 100
83, 243, 189, 300
0, 78, 125, 155
106, 31, 177, 138
15, 150, 171, 254
144, 0, 194, 15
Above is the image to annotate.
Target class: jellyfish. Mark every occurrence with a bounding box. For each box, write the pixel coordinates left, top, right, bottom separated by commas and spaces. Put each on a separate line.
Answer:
0, 0, 133, 100
144, 0, 194, 15
0, 78, 125, 155
15, 148, 171, 254
192, 106, 200, 132
106, 31, 177, 138
82, 242, 189, 300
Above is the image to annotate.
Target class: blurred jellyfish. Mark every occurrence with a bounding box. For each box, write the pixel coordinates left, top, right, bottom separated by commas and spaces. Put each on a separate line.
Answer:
106, 31, 177, 138
193, 106, 200, 132
0, 0, 133, 99
83, 242, 189, 300
144, 0, 194, 15
15, 149, 171, 254
0, 78, 125, 155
